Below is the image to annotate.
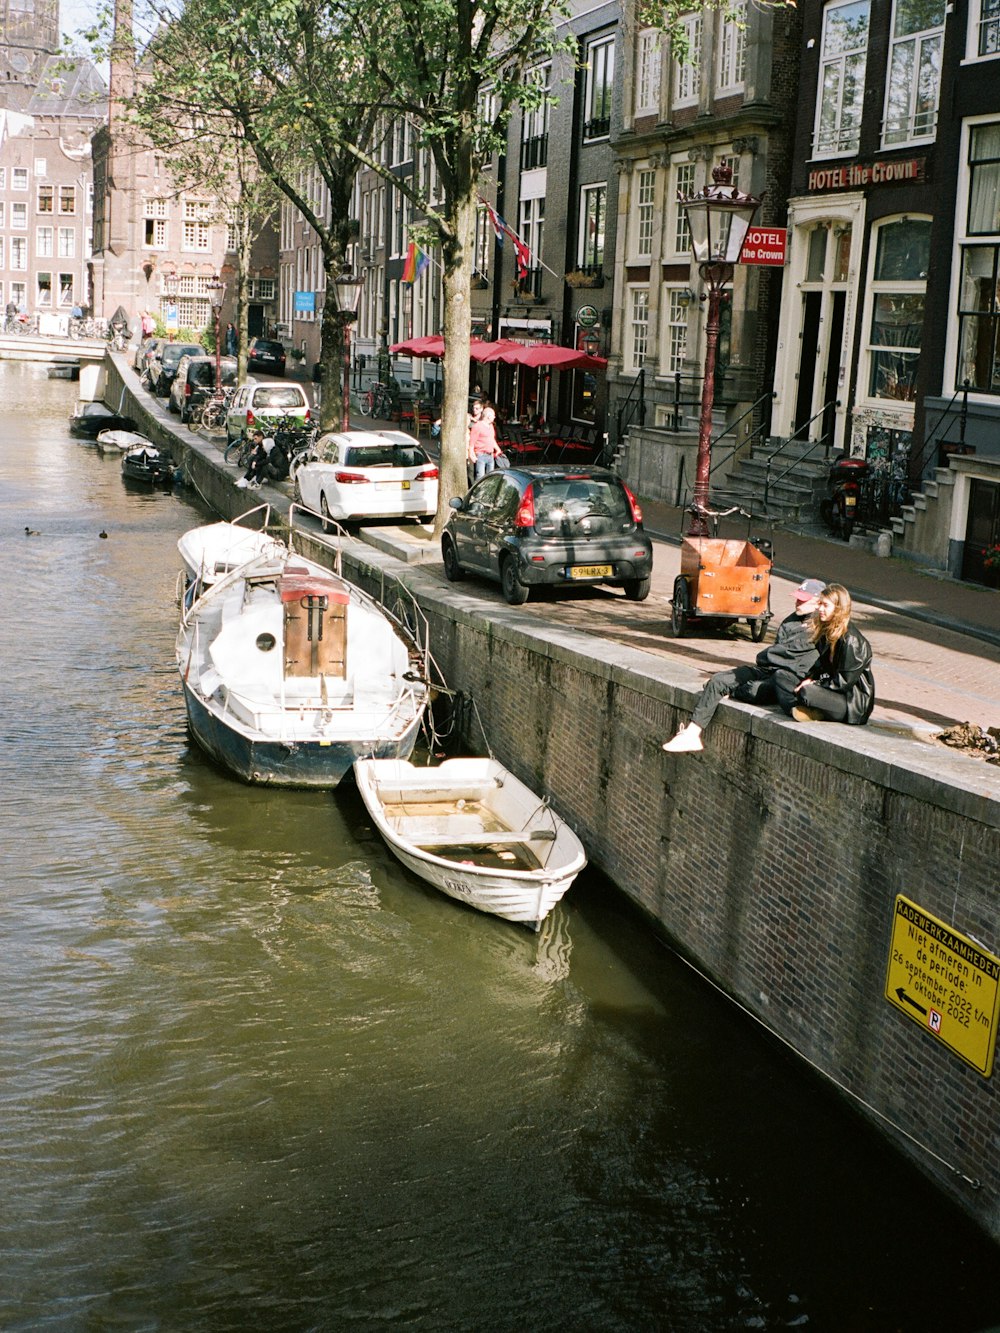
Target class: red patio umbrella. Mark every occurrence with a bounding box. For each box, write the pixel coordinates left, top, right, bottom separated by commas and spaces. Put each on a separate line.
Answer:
389, 334, 446, 358
473, 341, 608, 370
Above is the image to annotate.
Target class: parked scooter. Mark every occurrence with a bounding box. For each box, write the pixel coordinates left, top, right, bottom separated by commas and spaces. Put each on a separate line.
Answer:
820, 454, 868, 541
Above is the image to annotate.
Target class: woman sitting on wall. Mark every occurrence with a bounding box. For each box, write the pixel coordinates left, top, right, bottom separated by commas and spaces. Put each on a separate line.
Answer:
778, 583, 876, 725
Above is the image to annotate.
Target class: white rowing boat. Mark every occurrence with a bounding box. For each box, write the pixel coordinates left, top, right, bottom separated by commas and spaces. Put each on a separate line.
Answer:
354, 756, 587, 930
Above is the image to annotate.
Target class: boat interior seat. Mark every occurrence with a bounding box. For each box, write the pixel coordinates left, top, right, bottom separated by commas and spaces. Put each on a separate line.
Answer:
391, 813, 495, 841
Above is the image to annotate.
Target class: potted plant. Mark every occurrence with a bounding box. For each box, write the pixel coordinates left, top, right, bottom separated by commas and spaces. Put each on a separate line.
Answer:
565, 269, 604, 289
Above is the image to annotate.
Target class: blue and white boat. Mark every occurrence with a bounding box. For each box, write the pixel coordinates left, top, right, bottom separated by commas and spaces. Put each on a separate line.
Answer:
175, 519, 429, 787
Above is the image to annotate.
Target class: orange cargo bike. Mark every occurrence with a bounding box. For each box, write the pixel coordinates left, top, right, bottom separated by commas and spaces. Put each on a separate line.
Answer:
670, 507, 774, 641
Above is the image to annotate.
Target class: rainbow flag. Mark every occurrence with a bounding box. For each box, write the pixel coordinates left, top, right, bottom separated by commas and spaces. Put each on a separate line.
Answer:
402, 241, 429, 284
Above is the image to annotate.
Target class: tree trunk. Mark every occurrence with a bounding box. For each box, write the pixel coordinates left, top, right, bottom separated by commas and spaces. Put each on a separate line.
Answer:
436, 189, 477, 536
319, 248, 348, 432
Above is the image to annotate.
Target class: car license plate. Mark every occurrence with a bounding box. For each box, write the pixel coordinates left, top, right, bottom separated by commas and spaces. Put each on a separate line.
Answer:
844, 495, 856, 508
375, 480, 410, 491
568, 563, 612, 579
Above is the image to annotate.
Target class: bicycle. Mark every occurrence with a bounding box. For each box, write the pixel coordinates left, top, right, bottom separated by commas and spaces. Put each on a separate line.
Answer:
223, 429, 264, 469
193, 388, 235, 433
359, 382, 395, 418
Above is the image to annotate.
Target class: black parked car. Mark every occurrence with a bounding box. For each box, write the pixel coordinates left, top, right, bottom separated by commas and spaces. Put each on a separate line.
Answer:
441, 465, 653, 605
149, 342, 203, 396
247, 337, 286, 376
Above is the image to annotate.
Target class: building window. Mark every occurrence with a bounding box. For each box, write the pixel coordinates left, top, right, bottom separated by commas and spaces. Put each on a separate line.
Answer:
0, 203, 4, 226
11, 282, 26, 307
0, 169, 6, 188
626, 286, 650, 373
673, 13, 702, 108
59, 274, 73, 305
663, 287, 690, 374
37, 184, 53, 213
37, 272, 52, 306
183, 198, 211, 251
144, 217, 167, 248
521, 63, 550, 170
518, 195, 545, 296
634, 168, 656, 259
717, 0, 747, 94
474, 204, 492, 278
974, 0, 1000, 57
635, 29, 662, 116
12, 202, 27, 228
864, 217, 930, 400
0, 240, 4, 268
58, 227, 75, 258
584, 36, 614, 140
11, 237, 27, 270
672, 160, 697, 256
36, 225, 53, 257
58, 186, 76, 214
883, 0, 944, 146
815, 0, 870, 157
12, 167, 28, 190
578, 184, 605, 272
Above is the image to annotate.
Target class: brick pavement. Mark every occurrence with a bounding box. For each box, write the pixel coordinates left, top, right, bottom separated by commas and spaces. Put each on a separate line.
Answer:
368, 495, 1000, 739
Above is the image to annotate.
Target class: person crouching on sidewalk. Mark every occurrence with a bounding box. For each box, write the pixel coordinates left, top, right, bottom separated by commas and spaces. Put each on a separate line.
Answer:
662, 578, 825, 754
779, 583, 876, 725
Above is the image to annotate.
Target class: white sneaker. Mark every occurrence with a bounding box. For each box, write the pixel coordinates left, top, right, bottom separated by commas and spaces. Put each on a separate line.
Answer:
662, 725, 703, 754
235, 477, 249, 489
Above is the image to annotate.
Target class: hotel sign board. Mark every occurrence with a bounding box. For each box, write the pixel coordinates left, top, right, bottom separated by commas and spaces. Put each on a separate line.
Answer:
885, 895, 1000, 1077
807, 157, 926, 192
740, 227, 787, 266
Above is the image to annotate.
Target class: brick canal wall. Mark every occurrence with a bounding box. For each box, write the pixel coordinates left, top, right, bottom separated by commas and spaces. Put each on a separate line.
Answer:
337, 545, 1000, 1247
114, 357, 1000, 1246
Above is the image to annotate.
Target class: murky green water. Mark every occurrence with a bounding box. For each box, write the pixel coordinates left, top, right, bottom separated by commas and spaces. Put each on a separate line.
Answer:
2, 361, 998, 1331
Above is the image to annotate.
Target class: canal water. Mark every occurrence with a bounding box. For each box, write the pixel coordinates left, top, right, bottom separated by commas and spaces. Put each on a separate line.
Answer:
2, 360, 998, 1332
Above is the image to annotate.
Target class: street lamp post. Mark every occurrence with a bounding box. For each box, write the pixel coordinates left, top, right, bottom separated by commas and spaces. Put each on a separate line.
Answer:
678, 164, 762, 536
207, 273, 226, 399
329, 270, 365, 431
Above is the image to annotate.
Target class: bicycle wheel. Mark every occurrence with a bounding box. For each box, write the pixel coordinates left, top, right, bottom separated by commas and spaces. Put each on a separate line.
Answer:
359, 390, 373, 417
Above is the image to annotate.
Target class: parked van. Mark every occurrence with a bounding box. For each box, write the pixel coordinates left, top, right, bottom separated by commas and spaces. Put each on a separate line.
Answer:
225, 380, 311, 444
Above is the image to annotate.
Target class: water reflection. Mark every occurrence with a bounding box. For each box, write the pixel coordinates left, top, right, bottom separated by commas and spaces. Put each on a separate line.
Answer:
1, 362, 998, 1332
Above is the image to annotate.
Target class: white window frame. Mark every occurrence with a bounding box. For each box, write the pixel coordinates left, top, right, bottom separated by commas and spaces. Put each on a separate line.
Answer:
633, 167, 656, 261
58, 226, 75, 259
967, 0, 1000, 61
813, 0, 870, 159
881, 0, 945, 148
858, 214, 931, 406
947, 117, 1000, 397
58, 185, 76, 215
12, 167, 28, 190
36, 271, 52, 306
578, 183, 606, 271
661, 286, 691, 375
11, 202, 27, 229
59, 274, 74, 306
36, 225, 53, 257
584, 35, 615, 141
11, 238, 26, 270
625, 285, 650, 374
37, 184, 54, 214
717, 0, 747, 95
673, 13, 702, 109
635, 29, 662, 116
670, 159, 697, 258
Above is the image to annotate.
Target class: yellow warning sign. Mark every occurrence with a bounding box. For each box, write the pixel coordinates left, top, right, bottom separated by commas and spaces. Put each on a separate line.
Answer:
885, 896, 1000, 1077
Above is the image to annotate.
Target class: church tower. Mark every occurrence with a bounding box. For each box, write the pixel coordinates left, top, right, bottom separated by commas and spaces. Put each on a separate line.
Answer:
0, 0, 60, 108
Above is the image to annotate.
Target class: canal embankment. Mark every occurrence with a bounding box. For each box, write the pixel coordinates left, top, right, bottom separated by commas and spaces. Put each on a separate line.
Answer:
104, 352, 1000, 1247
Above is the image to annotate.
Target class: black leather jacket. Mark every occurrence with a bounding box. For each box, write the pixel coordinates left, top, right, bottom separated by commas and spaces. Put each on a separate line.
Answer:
815, 626, 876, 724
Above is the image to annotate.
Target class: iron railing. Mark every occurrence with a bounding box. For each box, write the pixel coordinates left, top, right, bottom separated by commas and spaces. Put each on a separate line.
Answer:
912, 380, 970, 481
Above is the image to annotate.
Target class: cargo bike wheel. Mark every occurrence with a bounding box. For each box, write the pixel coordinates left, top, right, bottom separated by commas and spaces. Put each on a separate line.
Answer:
670, 576, 691, 637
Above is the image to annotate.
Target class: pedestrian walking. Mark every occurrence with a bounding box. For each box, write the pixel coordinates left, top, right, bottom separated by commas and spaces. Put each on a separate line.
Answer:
780, 583, 876, 725
662, 579, 825, 754
224, 322, 238, 357
141, 310, 155, 339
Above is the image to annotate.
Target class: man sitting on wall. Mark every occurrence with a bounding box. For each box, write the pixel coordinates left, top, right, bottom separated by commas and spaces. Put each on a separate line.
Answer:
661, 579, 825, 754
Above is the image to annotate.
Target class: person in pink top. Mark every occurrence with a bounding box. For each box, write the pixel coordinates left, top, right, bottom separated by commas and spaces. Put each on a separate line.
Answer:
468, 400, 502, 481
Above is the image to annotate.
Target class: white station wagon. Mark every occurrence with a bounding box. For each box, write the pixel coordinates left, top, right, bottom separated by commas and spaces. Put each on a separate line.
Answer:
292, 430, 439, 526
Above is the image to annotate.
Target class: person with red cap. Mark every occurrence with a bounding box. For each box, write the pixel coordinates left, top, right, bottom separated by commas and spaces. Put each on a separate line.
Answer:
662, 578, 825, 754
